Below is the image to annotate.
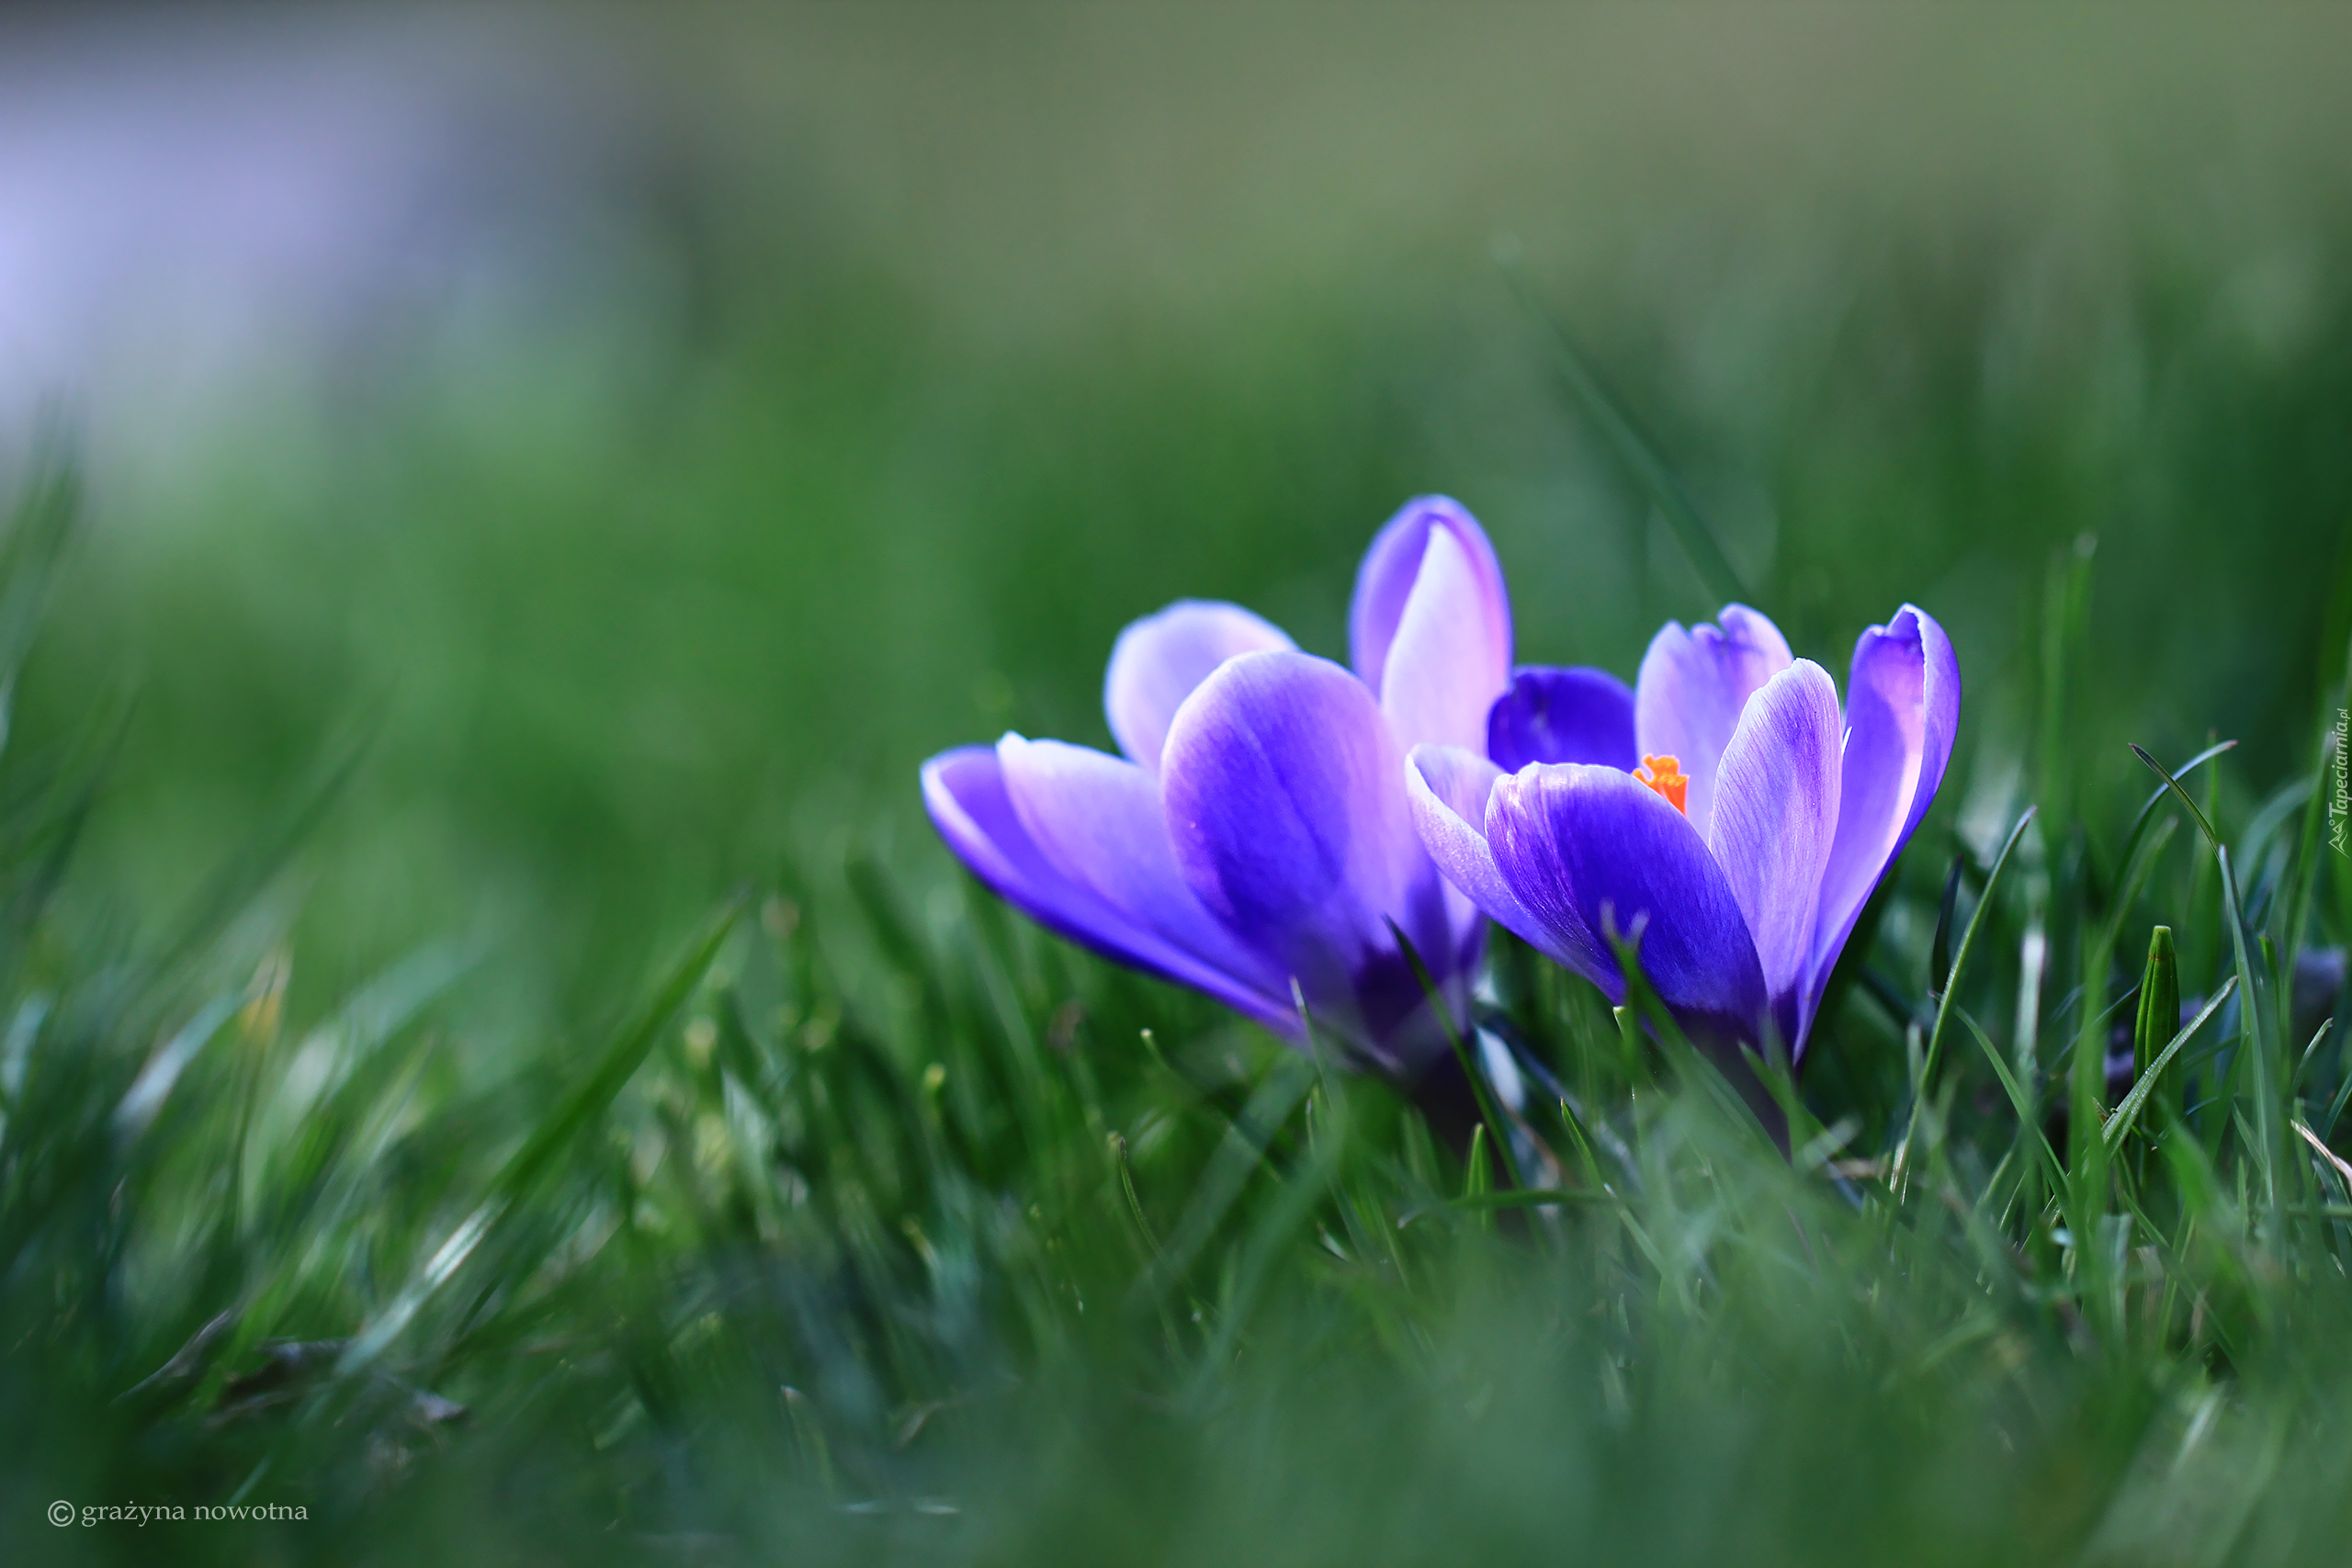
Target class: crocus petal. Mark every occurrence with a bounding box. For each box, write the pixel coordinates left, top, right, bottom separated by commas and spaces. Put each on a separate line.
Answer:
1705, 660, 1844, 1049
1485, 763, 1768, 1039
1487, 666, 1639, 773
1102, 599, 1295, 775
1801, 605, 1962, 1043
1408, 743, 1601, 976
1376, 525, 1515, 754
1634, 604, 1792, 838
1347, 496, 1511, 708
998, 734, 1283, 997
922, 745, 1295, 1033
1160, 649, 1454, 1052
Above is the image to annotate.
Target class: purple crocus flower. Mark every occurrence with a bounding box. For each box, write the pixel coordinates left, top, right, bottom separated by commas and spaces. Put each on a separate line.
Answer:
922, 498, 1512, 1075
1408, 604, 1959, 1060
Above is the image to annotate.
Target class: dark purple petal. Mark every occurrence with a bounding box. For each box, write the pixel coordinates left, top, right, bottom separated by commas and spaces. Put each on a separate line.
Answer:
1487, 666, 1639, 773
1374, 522, 1514, 754
1160, 649, 1421, 975
1347, 496, 1511, 709
1634, 604, 1792, 838
922, 744, 1295, 1034
1705, 660, 1843, 1049
1408, 743, 1602, 976
1160, 649, 1457, 1058
1800, 604, 1962, 1044
1102, 599, 1295, 775
1486, 762, 1768, 1040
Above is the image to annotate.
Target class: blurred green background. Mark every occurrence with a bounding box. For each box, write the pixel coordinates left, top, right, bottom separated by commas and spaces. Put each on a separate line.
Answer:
6, 8, 2352, 1564
13, 5, 2347, 1041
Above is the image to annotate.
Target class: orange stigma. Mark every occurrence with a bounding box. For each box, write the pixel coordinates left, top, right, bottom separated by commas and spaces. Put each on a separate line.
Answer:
1635, 754, 1688, 815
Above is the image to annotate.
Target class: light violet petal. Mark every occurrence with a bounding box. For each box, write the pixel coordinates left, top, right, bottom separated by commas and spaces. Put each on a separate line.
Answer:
1377, 525, 1514, 755
997, 735, 1283, 997
1406, 744, 1528, 933
1408, 744, 1598, 975
1487, 666, 1639, 773
1385, 742, 1491, 982
1800, 605, 1962, 1046
1347, 496, 1511, 703
922, 746, 1295, 1034
1706, 660, 1844, 1049
1633, 604, 1792, 839
1102, 599, 1295, 775
1486, 762, 1768, 1041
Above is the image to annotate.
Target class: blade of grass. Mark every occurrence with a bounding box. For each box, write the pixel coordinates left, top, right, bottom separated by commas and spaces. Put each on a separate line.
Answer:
2112, 739, 2236, 882
113, 986, 254, 1138
2293, 1019, 2334, 1094
1132, 1051, 1317, 1309
1929, 854, 1963, 998
2036, 536, 2096, 827
2102, 816, 2180, 958
2131, 744, 2228, 861
2323, 1054, 2352, 1141
2295, 1120, 2352, 1190
337, 898, 741, 1375
1463, 1123, 1494, 1233
2277, 720, 2337, 1004
1894, 807, 2036, 1190
1396, 1187, 1619, 1227
1603, 919, 1779, 1156
151, 716, 381, 981
2218, 848, 2287, 1229
1183, 1084, 1352, 1406
1388, 918, 1525, 1190
1502, 265, 1748, 607
1957, 1007, 2065, 1191
0, 434, 76, 697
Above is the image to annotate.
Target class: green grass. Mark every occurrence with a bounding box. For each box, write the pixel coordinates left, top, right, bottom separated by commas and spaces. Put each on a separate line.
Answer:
7, 382, 2352, 1562
6, 17, 2352, 1554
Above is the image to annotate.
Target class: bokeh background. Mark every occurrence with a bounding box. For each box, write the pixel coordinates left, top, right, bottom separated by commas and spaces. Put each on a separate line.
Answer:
6, 7, 2352, 1564
7, 4, 2346, 1039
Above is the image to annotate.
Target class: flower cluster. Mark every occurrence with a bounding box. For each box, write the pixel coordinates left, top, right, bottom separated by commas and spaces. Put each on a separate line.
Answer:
924, 498, 1958, 1077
